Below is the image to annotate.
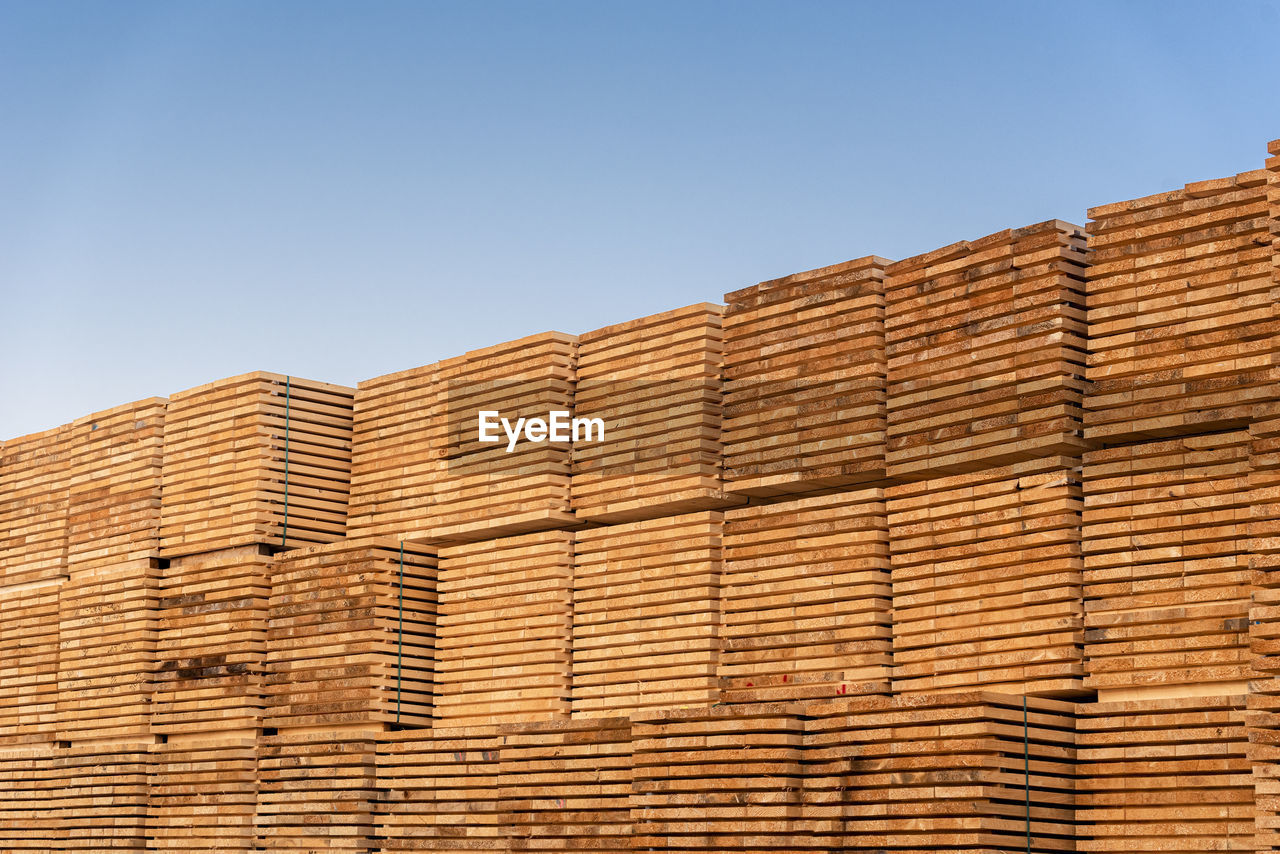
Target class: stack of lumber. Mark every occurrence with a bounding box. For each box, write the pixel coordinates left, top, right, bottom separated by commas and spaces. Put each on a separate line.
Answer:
1085, 169, 1275, 443
0, 744, 59, 851
376, 726, 503, 851
57, 400, 166, 741
1246, 370, 1280, 849
434, 530, 573, 725
887, 457, 1085, 696
55, 742, 151, 852
149, 737, 258, 852
884, 221, 1087, 480
572, 304, 729, 522
720, 490, 892, 702
572, 512, 722, 717
152, 545, 271, 734
346, 363, 438, 540
159, 372, 354, 557
65, 398, 166, 567
0, 580, 61, 742
1076, 695, 1252, 852
265, 540, 437, 729
721, 256, 888, 497
256, 730, 378, 852
631, 703, 805, 853
56, 558, 160, 740
0, 423, 70, 585
1082, 431, 1252, 696
416, 333, 577, 542
801, 692, 1076, 852
498, 716, 633, 852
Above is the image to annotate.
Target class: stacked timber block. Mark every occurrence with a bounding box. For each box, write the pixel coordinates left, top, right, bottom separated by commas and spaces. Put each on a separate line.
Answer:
630, 703, 805, 853
58, 398, 166, 742
266, 540, 438, 728
1085, 168, 1275, 443
722, 256, 888, 497
55, 742, 151, 851
1247, 259, 1280, 853
884, 221, 1087, 480
55, 558, 160, 740
159, 372, 354, 556
572, 304, 730, 523
148, 737, 259, 852
720, 490, 892, 702
0, 579, 61, 743
256, 730, 379, 852
0, 423, 70, 585
152, 545, 272, 734
376, 726, 504, 851
498, 716, 633, 853
65, 398, 166, 566
572, 512, 723, 717
0, 425, 71, 742
347, 362, 438, 540
801, 693, 1076, 852
1076, 695, 1253, 852
420, 333, 577, 542
0, 744, 60, 851
887, 457, 1086, 697
1082, 431, 1253, 696
434, 530, 573, 725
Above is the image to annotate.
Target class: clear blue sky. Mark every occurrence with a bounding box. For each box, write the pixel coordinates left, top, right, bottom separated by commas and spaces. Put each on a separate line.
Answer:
2, 0, 1277, 440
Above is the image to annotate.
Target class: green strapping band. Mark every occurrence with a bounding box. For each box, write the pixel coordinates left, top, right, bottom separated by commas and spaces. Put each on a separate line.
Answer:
396, 540, 405, 724
281, 375, 291, 548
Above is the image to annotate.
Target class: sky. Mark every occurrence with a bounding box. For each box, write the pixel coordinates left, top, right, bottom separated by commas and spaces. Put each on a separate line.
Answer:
1, 0, 1278, 440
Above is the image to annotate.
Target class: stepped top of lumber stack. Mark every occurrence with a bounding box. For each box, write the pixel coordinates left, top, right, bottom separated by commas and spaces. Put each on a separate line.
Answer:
724, 255, 891, 307
884, 218, 1083, 278
578, 302, 723, 344
1086, 168, 1268, 221
167, 369, 354, 403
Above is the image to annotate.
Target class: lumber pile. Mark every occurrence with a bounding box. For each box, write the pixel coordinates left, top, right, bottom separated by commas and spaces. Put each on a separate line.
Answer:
159, 372, 354, 557
0, 744, 59, 851
376, 726, 503, 852
1085, 169, 1274, 444
55, 742, 151, 852
1247, 386, 1280, 849
152, 545, 271, 734
801, 692, 1076, 852
347, 363, 438, 540
720, 490, 892, 702
149, 737, 258, 852
56, 558, 160, 741
434, 530, 573, 725
572, 512, 722, 717
0, 579, 61, 743
630, 703, 805, 853
884, 221, 1087, 480
572, 304, 729, 523
1076, 695, 1252, 852
498, 716, 633, 853
265, 540, 437, 729
417, 333, 577, 542
721, 256, 887, 497
0, 423, 70, 585
1082, 431, 1252, 696
66, 398, 166, 567
887, 457, 1085, 697
256, 730, 378, 852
